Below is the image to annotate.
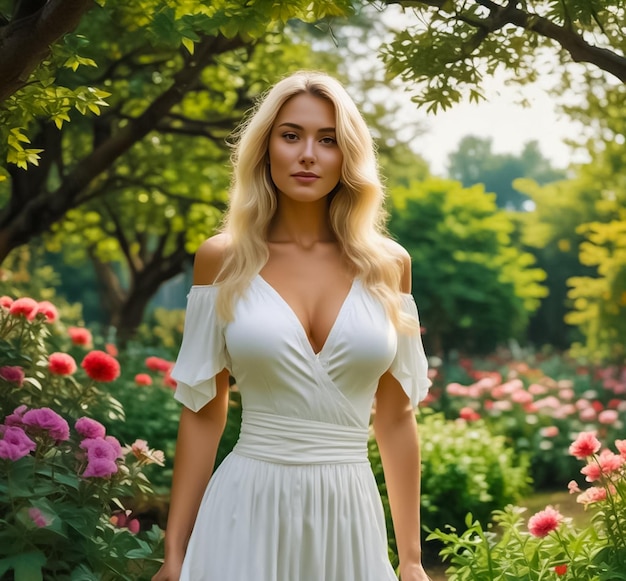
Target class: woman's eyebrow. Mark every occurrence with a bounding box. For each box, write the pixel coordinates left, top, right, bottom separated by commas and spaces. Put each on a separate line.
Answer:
277, 122, 336, 133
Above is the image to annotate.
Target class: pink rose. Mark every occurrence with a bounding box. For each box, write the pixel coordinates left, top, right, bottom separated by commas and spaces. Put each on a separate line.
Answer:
22, 407, 70, 441
75, 417, 106, 440
528, 506, 563, 537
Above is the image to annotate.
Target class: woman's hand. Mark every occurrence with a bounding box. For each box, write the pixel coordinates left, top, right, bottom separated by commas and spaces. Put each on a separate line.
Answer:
151, 557, 183, 581
399, 561, 432, 581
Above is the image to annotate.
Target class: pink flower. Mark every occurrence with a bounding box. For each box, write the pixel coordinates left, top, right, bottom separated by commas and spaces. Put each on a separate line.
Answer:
598, 449, 624, 474
48, 352, 77, 376
598, 409, 619, 425
578, 407, 597, 422
446, 383, 468, 397
581, 462, 602, 482
567, 480, 581, 494
81, 350, 120, 382
0, 426, 36, 460
569, 431, 601, 459
0, 365, 25, 386
127, 518, 140, 533
8, 297, 38, 320
528, 383, 548, 396
5, 405, 28, 427
110, 512, 140, 533
22, 407, 70, 441
36, 301, 59, 323
511, 390, 533, 405
82, 457, 118, 478
68, 326, 93, 347
28, 507, 50, 528
577, 486, 607, 505
145, 356, 173, 373
615, 439, 626, 458
0, 295, 14, 309
134, 373, 153, 386
527, 506, 563, 537
105, 343, 118, 357
540, 426, 559, 438
75, 417, 106, 440
125, 439, 165, 466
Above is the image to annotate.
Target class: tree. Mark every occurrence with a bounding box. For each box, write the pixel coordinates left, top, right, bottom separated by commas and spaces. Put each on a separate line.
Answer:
0, 0, 354, 340
377, 0, 626, 111
447, 136, 564, 209
388, 177, 547, 355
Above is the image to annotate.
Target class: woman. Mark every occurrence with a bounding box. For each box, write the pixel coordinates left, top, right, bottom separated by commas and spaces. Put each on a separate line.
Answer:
153, 70, 432, 581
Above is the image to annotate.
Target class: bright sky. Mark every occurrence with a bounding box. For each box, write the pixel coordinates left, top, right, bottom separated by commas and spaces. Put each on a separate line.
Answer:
376, 5, 591, 177
401, 72, 589, 176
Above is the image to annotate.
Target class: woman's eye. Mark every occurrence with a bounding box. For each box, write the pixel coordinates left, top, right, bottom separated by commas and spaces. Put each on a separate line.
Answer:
320, 136, 336, 145
283, 133, 298, 141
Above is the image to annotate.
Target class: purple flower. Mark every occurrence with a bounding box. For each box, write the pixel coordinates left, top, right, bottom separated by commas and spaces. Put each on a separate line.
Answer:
105, 435, 123, 459
28, 507, 50, 528
22, 407, 70, 441
0, 426, 36, 461
75, 417, 106, 440
82, 457, 118, 478
0, 365, 25, 387
80, 437, 118, 462
5, 404, 28, 427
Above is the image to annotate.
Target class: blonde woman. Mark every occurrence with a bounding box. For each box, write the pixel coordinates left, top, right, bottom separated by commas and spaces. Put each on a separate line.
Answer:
153, 71, 432, 581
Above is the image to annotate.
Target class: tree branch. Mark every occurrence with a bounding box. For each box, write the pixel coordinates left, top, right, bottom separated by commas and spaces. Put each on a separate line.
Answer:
0, 33, 245, 262
0, 0, 95, 102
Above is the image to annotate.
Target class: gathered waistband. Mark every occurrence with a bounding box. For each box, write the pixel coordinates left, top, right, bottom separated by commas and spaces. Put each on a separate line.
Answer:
233, 410, 369, 465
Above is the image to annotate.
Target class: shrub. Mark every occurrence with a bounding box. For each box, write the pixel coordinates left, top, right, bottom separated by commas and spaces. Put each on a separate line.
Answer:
428, 432, 626, 580
369, 411, 530, 567
0, 296, 164, 579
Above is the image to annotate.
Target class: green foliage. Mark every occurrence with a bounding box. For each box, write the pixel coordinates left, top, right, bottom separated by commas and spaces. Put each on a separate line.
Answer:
428, 433, 626, 580
378, 0, 626, 112
447, 137, 565, 210
389, 177, 547, 354
0, 299, 164, 579
369, 411, 530, 567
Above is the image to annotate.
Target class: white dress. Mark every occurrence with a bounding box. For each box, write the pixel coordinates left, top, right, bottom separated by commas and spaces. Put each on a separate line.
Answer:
171, 274, 431, 581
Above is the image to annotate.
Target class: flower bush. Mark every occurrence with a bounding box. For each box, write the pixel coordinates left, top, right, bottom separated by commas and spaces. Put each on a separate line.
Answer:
369, 411, 530, 568
427, 431, 626, 580
429, 354, 626, 489
0, 296, 164, 579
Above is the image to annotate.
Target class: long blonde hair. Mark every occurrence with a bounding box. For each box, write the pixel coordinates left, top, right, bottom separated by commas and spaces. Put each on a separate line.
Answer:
216, 70, 417, 333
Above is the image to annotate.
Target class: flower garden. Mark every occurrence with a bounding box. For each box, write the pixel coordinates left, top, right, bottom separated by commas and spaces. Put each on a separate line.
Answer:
1, 295, 625, 580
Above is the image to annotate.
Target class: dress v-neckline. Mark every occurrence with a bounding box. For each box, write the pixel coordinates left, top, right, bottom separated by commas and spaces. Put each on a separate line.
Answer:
255, 274, 357, 358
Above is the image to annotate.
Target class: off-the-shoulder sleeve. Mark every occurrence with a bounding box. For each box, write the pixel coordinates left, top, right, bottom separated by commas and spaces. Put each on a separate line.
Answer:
170, 286, 229, 412
390, 294, 431, 407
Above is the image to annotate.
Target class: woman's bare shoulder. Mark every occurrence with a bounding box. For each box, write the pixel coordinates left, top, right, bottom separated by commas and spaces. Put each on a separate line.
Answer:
193, 233, 232, 285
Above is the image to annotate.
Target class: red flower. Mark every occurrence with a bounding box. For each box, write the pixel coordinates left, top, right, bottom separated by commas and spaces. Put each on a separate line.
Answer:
68, 326, 93, 347
569, 431, 601, 459
528, 506, 563, 537
145, 356, 173, 373
0, 295, 14, 309
134, 373, 153, 386
459, 407, 480, 422
163, 369, 177, 389
48, 353, 77, 376
554, 564, 567, 576
81, 351, 121, 382
9, 297, 38, 320
36, 300, 59, 323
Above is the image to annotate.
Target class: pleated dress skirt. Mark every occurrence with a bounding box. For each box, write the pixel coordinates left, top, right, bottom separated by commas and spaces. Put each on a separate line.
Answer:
179, 411, 398, 581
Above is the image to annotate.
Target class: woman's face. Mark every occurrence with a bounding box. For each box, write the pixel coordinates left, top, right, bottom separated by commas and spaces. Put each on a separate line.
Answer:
268, 93, 343, 204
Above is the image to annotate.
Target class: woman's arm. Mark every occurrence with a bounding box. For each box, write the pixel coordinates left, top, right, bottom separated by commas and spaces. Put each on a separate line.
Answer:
373, 240, 430, 580
153, 235, 231, 581
373, 373, 428, 580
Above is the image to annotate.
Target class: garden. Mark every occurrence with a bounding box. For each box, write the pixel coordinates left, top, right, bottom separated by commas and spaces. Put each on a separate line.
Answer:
1, 1, 626, 580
